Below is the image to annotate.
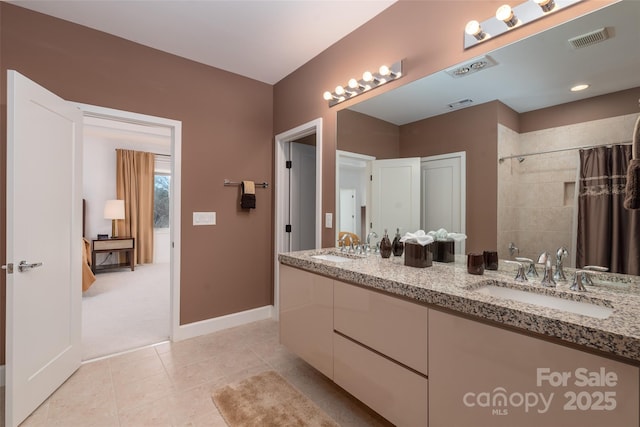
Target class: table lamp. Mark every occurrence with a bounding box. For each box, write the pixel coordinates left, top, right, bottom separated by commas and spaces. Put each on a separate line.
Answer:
104, 199, 125, 238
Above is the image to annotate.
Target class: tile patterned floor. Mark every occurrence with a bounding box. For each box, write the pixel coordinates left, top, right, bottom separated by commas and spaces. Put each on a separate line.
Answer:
12, 320, 391, 426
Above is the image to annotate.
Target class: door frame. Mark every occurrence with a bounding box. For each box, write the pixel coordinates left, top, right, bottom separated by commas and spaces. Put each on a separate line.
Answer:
274, 118, 322, 320
421, 151, 466, 254
74, 103, 182, 342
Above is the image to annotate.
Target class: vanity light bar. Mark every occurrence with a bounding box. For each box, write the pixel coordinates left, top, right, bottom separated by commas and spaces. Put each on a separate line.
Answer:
464, 0, 583, 49
323, 61, 403, 107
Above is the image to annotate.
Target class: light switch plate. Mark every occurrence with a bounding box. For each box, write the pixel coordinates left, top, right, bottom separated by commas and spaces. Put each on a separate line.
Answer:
325, 213, 333, 228
193, 212, 216, 226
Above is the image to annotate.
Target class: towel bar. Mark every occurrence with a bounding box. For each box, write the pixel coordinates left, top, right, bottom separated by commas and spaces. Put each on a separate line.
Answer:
224, 179, 269, 188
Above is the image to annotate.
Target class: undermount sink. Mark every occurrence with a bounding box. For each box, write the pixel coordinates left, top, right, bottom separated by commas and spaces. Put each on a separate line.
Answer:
474, 284, 613, 319
311, 253, 354, 263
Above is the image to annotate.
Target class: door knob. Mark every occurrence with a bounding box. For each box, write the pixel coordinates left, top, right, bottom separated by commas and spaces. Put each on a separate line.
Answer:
18, 260, 43, 272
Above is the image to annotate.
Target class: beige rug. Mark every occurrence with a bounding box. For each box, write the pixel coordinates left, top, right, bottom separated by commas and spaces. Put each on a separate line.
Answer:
212, 370, 339, 427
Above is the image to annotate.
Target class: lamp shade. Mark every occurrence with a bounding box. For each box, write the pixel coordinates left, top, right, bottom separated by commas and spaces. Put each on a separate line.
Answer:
104, 199, 125, 220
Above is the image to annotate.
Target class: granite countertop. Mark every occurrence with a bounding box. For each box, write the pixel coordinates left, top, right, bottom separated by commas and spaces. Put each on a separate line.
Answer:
278, 249, 640, 364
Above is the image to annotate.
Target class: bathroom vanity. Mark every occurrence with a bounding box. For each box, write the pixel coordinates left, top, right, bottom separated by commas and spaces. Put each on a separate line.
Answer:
278, 250, 640, 427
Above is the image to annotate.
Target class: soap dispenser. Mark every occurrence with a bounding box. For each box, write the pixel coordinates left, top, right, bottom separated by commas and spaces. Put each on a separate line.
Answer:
392, 228, 404, 257
379, 229, 392, 258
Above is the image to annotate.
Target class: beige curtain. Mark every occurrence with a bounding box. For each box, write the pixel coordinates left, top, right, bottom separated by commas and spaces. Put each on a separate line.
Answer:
116, 149, 155, 265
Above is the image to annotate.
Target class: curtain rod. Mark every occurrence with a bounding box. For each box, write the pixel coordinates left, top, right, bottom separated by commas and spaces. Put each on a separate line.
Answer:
498, 141, 632, 163
114, 149, 170, 158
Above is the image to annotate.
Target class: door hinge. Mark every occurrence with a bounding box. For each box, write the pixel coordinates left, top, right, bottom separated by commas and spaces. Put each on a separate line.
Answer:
286, 161, 292, 169
285, 224, 292, 233
370, 174, 373, 181
1, 263, 13, 274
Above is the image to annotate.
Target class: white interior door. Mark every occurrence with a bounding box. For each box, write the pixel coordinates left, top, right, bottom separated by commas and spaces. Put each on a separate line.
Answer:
6, 70, 83, 427
290, 142, 316, 251
371, 158, 421, 236
339, 188, 357, 234
421, 153, 466, 254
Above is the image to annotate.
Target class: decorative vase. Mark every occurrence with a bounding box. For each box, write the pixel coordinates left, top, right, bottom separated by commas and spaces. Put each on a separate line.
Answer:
392, 228, 404, 257
379, 229, 392, 258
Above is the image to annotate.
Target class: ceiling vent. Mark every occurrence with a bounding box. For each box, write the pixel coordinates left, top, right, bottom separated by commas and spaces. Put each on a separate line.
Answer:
445, 55, 497, 78
447, 99, 474, 110
568, 27, 610, 49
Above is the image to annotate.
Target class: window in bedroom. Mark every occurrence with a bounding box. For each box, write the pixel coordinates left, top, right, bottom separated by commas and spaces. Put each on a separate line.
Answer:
154, 174, 170, 229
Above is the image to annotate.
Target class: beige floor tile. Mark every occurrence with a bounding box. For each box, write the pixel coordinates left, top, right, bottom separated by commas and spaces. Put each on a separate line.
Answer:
118, 396, 173, 427
169, 383, 220, 425
113, 371, 173, 412
109, 351, 166, 387
178, 409, 228, 427
18, 399, 49, 427
157, 338, 212, 370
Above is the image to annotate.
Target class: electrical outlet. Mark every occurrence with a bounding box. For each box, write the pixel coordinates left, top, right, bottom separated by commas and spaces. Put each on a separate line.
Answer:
325, 213, 333, 228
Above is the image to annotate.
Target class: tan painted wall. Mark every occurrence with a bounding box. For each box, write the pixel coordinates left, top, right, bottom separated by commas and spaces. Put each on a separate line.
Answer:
0, 3, 273, 363
337, 109, 400, 159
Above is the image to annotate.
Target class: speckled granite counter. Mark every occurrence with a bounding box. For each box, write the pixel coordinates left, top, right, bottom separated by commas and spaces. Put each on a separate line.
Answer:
278, 249, 640, 364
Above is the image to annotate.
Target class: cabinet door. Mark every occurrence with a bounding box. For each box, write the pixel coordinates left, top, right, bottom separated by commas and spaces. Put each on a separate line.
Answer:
279, 264, 333, 379
334, 280, 428, 375
429, 309, 639, 427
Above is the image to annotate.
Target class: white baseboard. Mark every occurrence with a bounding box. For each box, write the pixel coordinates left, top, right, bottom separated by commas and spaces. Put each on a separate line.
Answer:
0, 364, 5, 387
172, 305, 275, 342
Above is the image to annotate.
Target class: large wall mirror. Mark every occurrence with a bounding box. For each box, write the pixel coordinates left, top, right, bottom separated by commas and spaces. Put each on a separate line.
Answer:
336, 0, 640, 274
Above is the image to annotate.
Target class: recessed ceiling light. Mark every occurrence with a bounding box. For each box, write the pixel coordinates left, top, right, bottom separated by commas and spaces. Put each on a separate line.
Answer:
571, 84, 590, 92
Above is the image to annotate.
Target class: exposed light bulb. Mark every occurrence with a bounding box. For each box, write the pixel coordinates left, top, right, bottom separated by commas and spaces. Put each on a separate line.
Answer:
379, 65, 390, 76
496, 5, 517, 27
465, 20, 484, 39
348, 78, 359, 89
362, 71, 373, 82
335, 85, 345, 96
323, 91, 333, 101
533, 0, 555, 12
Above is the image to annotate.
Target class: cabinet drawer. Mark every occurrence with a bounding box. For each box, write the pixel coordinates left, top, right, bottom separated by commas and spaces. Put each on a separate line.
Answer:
334, 280, 428, 375
94, 238, 134, 250
334, 333, 428, 427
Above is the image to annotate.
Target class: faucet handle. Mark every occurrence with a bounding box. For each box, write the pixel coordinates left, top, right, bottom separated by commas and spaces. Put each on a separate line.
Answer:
570, 270, 603, 292
504, 260, 527, 282
515, 257, 538, 278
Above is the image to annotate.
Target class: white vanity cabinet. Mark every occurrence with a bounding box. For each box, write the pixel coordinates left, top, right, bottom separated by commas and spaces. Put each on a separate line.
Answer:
428, 309, 640, 427
279, 264, 334, 379
333, 280, 429, 427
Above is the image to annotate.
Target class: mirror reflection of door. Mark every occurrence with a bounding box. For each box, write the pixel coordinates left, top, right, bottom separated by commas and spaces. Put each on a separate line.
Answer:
289, 138, 316, 251
339, 189, 357, 234
421, 152, 466, 255
371, 158, 421, 238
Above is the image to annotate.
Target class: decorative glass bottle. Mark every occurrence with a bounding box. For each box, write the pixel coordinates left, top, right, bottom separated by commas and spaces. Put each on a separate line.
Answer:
379, 229, 392, 258
392, 228, 404, 257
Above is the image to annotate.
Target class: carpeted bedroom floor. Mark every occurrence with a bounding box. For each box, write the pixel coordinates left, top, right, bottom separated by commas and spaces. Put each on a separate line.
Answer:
82, 262, 170, 361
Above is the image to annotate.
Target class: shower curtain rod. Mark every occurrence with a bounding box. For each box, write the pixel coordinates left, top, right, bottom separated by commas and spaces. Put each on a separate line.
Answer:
114, 149, 170, 158
498, 140, 632, 163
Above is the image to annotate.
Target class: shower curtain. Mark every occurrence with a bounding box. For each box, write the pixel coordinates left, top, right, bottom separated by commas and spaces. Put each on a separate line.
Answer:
576, 144, 640, 275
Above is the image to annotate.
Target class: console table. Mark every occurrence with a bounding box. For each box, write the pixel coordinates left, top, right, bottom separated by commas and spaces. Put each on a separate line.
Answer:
91, 237, 135, 274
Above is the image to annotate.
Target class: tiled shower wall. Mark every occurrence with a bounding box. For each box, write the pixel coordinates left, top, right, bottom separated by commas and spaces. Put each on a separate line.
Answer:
497, 113, 637, 267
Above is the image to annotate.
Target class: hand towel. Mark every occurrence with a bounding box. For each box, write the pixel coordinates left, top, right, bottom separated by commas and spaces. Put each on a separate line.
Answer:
399, 230, 434, 246
624, 115, 640, 210
241, 180, 256, 209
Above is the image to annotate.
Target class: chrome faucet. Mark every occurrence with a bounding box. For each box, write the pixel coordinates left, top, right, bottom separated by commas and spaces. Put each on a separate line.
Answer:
504, 260, 527, 282
576, 265, 609, 288
508, 242, 519, 258
553, 247, 569, 282
538, 252, 556, 288
338, 234, 349, 252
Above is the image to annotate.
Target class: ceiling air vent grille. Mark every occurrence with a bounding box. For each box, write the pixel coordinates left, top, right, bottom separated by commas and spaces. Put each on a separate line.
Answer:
448, 99, 474, 110
568, 27, 609, 49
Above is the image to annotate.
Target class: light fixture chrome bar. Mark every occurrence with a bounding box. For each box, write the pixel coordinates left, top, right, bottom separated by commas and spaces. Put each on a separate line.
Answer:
464, 0, 583, 49
324, 60, 403, 107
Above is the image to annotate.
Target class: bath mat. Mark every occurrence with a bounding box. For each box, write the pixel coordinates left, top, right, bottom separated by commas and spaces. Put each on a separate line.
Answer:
212, 370, 339, 427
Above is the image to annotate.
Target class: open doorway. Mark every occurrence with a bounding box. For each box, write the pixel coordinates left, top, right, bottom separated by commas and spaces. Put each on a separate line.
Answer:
274, 118, 322, 319
76, 104, 182, 360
